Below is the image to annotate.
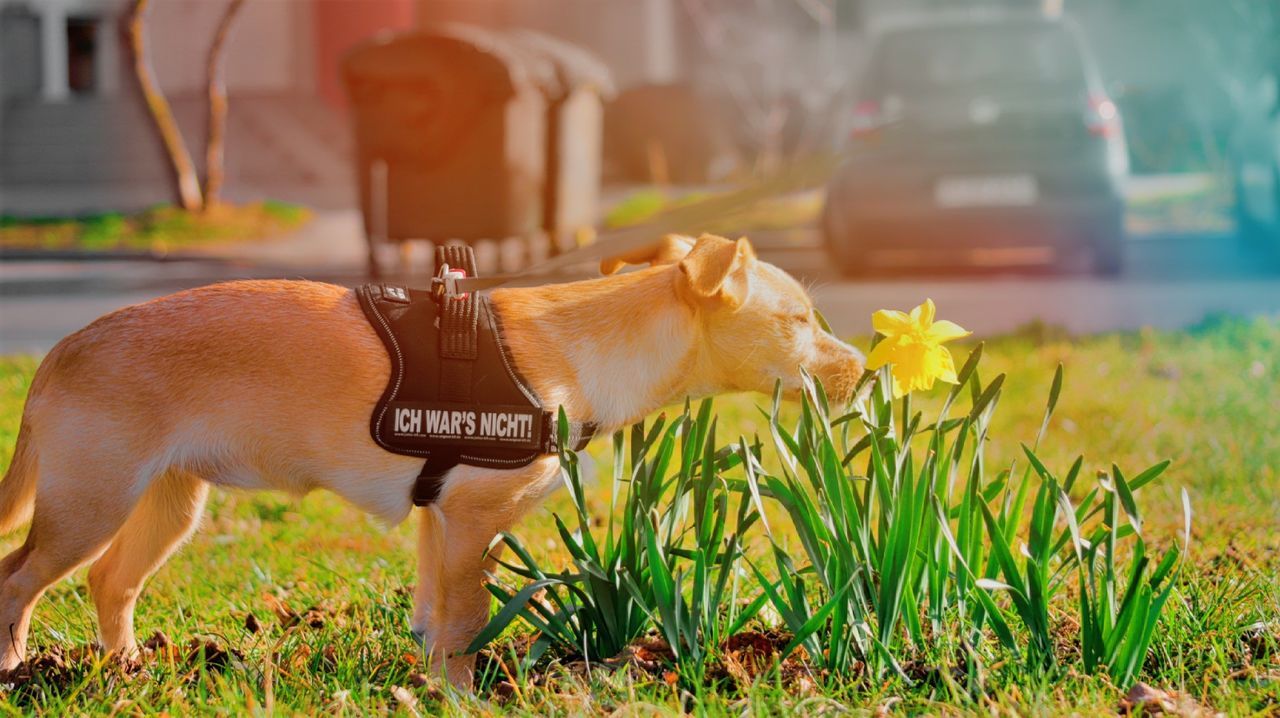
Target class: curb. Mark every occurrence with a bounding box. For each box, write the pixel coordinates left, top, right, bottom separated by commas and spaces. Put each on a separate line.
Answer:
0, 247, 230, 263
0, 258, 371, 297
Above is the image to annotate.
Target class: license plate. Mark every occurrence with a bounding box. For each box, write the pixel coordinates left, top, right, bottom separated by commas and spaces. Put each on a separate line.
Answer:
935, 175, 1038, 208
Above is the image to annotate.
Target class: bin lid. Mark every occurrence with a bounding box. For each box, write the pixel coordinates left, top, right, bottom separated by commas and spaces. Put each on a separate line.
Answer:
507, 29, 616, 100
342, 25, 559, 102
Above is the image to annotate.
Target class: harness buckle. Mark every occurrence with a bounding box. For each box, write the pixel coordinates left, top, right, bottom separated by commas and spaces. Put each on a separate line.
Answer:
431, 262, 470, 301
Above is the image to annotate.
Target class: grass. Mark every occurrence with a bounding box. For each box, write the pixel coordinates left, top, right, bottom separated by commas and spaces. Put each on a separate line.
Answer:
0, 317, 1277, 715
0, 201, 311, 254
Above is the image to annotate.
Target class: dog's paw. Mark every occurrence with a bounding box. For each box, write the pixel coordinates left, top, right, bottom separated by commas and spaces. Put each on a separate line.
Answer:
410, 627, 431, 647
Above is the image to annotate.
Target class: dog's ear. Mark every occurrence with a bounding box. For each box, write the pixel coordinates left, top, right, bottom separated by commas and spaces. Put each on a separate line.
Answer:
600, 234, 696, 275
677, 234, 756, 308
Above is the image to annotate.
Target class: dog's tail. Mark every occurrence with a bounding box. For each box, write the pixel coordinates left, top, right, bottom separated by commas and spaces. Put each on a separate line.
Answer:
0, 421, 38, 535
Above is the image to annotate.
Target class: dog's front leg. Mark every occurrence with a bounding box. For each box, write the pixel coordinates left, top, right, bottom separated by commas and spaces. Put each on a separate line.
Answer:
411, 505, 445, 648
413, 459, 560, 689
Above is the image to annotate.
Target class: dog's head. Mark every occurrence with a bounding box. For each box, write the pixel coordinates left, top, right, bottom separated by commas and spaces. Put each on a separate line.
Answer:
603, 234, 865, 403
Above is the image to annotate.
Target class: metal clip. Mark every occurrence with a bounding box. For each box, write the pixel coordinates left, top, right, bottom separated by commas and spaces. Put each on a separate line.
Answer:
431, 262, 469, 300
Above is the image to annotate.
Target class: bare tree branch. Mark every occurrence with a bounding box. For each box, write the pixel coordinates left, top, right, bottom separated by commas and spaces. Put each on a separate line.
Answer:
203, 0, 247, 211
123, 0, 202, 211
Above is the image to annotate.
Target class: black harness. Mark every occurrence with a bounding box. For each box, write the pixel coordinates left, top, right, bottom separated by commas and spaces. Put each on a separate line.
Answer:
356, 246, 596, 506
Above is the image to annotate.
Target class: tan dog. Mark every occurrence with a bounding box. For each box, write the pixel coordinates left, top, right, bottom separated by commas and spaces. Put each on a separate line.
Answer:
0, 234, 863, 686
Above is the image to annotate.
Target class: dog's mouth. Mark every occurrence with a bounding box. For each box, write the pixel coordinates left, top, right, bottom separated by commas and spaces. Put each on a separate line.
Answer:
775, 368, 863, 407
805, 362, 864, 406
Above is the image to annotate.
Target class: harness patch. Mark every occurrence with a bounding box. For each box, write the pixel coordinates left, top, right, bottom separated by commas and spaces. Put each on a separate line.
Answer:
385, 402, 542, 450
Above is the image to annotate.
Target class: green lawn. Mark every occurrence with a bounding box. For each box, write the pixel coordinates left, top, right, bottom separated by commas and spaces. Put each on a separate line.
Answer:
0, 316, 1276, 715
0, 202, 310, 254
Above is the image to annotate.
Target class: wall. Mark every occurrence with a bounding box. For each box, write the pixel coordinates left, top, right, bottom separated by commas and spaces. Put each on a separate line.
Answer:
146, 0, 305, 94
416, 0, 678, 89
313, 0, 415, 107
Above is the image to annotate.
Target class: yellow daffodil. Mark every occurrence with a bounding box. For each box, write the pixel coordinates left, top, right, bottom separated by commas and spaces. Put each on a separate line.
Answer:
866, 299, 971, 398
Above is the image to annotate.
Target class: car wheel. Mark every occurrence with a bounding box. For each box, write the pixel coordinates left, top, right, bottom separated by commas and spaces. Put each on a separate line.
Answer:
1091, 214, 1125, 278
1093, 243, 1123, 277
1263, 167, 1280, 270
1234, 169, 1264, 246
1235, 166, 1280, 270
822, 204, 866, 277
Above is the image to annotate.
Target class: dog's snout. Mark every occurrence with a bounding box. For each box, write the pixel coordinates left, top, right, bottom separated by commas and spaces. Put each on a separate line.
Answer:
811, 334, 865, 403
821, 332, 864, 369
847, 343, 866, 368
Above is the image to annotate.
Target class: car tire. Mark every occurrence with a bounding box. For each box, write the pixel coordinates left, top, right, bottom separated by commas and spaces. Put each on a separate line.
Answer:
1093, 244, 1123, 277
1091, 214, 1125, 278
1234, 167, 1280, 271
1271, 167, 1280, 268
1234, 170, 1263, 245
822, 203, 866, 277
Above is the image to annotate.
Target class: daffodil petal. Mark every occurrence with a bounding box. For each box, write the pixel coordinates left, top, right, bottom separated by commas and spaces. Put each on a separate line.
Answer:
872, 309, 913, 336
865, 338, 898, 371
909, 298, 936, 326
936, 347, 959, 384
926, 319, 971, 343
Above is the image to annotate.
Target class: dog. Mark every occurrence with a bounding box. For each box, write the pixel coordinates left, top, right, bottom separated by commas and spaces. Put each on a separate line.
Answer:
0, 233, 863, 687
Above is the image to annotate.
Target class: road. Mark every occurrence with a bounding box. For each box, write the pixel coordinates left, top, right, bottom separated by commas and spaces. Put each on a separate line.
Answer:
2, 228, 1279, 354
764, 229, 1280, 337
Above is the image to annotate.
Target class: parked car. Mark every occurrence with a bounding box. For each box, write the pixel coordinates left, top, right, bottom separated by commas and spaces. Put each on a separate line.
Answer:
823, 10, 1129, 275
1228, 73, 1280, 264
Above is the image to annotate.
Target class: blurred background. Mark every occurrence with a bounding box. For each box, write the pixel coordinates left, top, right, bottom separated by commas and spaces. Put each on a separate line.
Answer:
0, 0, 1278, 352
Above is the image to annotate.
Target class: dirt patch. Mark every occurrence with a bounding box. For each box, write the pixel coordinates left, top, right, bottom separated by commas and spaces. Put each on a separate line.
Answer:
515, 630, 825, 696
715, 629, 823, 690
1, 632, 244, 691
261, 593, 346, 631
1118, 682, 1222, 717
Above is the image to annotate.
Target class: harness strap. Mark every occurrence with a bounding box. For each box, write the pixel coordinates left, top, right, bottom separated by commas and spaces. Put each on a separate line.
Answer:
413, 451, 458, 506
551, 415, 598, 454
407, 245, 601, 507
415, 245, 481, 505
437, 244, 480, 403
438, 295, 478, 399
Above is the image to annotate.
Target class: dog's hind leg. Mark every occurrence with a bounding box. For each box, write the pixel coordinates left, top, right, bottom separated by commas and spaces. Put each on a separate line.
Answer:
0, 453, 151, 672
88, 469, 208, 657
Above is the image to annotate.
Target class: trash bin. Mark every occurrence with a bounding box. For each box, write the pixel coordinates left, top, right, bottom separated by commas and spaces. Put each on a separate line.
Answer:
342, 26, 557, 276
509, 30, 614, 255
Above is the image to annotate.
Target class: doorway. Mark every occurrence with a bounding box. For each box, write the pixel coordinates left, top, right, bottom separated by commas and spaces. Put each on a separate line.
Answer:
66, 17, 98, 94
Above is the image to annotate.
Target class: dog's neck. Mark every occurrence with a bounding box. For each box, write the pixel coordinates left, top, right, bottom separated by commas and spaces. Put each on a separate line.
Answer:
491, 267, 706, 433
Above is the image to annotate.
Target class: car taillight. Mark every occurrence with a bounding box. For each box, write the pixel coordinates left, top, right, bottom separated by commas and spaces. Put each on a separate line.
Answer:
1086, 95, 1121, 137
850, 100, 883, 139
